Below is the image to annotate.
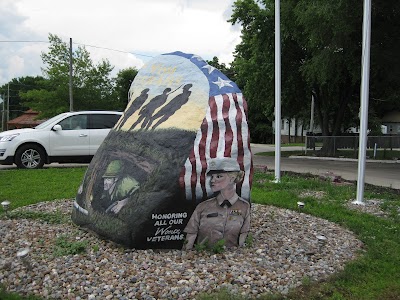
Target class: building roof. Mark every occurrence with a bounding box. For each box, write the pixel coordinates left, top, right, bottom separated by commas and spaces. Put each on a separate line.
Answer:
7, 109, 47, 128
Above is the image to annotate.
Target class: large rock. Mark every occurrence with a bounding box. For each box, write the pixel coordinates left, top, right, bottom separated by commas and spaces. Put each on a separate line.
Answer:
72, 51, 253, 249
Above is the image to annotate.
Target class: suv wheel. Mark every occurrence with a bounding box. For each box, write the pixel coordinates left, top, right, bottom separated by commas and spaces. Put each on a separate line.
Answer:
15, 144, 46, 169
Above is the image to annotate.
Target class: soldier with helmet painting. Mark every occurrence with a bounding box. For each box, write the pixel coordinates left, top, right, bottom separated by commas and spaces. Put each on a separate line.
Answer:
94, 160, 140, 214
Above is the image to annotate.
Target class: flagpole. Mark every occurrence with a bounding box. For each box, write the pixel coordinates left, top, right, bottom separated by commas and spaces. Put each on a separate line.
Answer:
274, 0, 281, 182
354, 0, 371, 205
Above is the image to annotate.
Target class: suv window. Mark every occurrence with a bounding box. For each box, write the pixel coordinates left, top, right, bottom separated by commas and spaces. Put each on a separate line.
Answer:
58, 115, 88, 130
89, 114, 121, 129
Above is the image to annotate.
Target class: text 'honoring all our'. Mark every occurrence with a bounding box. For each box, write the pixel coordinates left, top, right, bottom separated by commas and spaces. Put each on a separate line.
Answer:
147, 212, 188, 242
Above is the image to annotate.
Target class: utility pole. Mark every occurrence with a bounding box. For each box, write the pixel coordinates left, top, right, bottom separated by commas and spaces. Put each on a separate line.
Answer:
1, 94, 4, 132
7, 84, 10, 130
69, 38, 74, 112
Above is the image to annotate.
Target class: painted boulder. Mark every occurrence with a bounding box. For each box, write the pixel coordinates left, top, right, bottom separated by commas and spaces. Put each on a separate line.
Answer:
71, 51, 253, 249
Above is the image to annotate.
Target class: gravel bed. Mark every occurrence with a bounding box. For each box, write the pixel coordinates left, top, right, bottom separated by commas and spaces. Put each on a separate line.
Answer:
345, 198, 397, 218
0, 199, 363, 299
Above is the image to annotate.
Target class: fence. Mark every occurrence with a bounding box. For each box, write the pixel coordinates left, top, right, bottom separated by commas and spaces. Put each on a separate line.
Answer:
305, 135, 400, 159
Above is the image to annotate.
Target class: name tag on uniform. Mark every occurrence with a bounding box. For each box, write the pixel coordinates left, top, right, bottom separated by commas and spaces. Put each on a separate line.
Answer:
206, 212, 219, 218
230, 210, 242, 216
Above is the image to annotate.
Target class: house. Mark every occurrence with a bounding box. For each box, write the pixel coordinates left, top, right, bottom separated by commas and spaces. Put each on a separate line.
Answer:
272, 118, 322, 143
381, 111, 400, 135
275, 111, 398, 143
6, 109, 47, 130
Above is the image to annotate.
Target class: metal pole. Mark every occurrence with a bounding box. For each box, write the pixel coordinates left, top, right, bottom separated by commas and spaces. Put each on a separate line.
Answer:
310, 94, 315, 133
354, 0, 371, 205
69, 38, 74, 112
305, 136, 308, 155
1, 94, 4, 131
7, 84, 10, 130
274, 0, 282, 183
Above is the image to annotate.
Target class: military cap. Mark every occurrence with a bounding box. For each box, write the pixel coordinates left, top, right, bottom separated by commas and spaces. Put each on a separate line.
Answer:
103, 160, 122, 178
206, 157, 241, 174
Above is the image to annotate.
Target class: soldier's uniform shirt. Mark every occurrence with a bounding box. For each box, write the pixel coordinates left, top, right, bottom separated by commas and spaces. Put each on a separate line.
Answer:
184, 193, 250, 248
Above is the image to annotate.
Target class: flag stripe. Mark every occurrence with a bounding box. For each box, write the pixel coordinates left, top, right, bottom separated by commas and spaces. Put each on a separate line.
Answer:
209, 97, 219, 158
181, 92, 252, 202
198, 119, 208, 197
228, 94, 238, 160
237, 94, 252, 199
216, 95, 226, 156
223, 94, 233, 157
233, 93, 244, 195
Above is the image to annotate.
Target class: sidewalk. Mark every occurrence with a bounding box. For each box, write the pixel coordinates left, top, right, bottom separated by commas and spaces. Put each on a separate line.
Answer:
250, 144, 400, 190
290, 155, 400, 164
251, 143, 399, 164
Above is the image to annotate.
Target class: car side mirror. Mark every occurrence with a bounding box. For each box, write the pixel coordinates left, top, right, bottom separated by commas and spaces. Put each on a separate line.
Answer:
52, 124, 62, 131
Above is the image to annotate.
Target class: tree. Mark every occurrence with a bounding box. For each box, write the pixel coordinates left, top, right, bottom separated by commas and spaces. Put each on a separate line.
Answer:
114, 67, 139, 111
230, 0, 308, 143
0, 76, 47, 119
206, 57, 237, 82
20, 34, 116, 117
230, 0, 400, 150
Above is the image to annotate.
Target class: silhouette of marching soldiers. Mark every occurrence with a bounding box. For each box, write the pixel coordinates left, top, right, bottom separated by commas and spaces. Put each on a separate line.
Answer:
116, 88, 150, 130
127, 84, 193, 130
145, 84, 193, 130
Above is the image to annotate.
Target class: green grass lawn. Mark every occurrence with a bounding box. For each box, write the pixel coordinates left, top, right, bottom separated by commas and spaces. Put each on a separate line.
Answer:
251, 173, 400, 300
257, 150, 304, 157
281, 143, 306, 147
1, 168, 399, 299
0, 167, 87, 209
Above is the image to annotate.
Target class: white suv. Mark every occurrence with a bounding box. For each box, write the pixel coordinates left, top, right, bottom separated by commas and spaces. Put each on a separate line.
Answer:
0, 111, 122, 169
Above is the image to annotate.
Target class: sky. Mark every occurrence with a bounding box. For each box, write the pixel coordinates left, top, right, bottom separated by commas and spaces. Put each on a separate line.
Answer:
0, 0, 241, 88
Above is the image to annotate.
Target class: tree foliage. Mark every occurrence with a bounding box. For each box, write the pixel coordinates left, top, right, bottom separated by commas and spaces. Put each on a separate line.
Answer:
207, 56, 237, 82
230, 0, 400, 146
0, 76, 46, 119
114, 67, 139, 111
20, 34, 117, 118
230, 0, 286, 143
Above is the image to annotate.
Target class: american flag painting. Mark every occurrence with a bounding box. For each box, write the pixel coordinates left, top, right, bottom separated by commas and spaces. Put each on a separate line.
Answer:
165, 52, 253, 202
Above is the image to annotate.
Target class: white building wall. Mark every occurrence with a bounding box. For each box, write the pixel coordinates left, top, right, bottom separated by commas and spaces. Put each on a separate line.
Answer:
273, 118, 321, 136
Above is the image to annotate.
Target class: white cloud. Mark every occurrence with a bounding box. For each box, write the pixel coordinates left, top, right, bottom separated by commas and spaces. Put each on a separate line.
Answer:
8, 55, 25, 76
0, 0, 241, 86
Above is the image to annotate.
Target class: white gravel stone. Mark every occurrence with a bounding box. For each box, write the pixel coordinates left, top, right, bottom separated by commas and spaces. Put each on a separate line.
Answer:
0, 199, 363, 299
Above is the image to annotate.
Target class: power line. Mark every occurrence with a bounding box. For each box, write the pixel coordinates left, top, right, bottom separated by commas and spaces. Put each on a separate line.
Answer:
74, 42, 155, 58
0, 40, 155, 58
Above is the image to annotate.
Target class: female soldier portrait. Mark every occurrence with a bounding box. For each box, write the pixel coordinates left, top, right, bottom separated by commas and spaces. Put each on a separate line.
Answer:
183, 157, 251, 250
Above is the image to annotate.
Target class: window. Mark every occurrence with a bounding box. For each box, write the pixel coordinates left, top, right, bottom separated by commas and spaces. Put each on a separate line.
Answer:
58, 115, 88, 130
89, 114, 121, 129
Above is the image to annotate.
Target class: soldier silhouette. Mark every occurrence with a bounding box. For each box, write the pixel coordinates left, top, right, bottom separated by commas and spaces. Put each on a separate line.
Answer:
116, 88, 149, 130
147, 84, 193, 130
130, 88, 172, 130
